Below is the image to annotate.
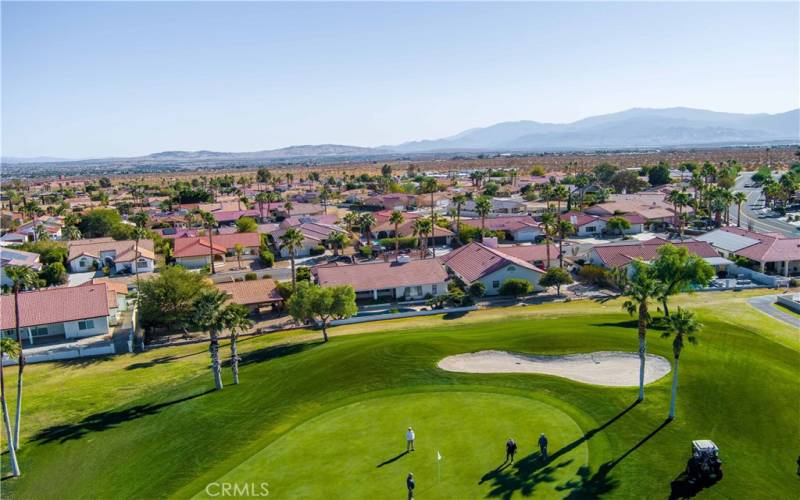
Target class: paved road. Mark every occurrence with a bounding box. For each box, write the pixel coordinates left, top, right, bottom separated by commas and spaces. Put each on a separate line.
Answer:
747, 295, 800, 327
730, 172, 797, 237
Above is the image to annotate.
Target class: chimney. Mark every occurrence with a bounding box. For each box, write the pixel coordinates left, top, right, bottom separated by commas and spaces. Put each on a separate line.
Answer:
484, 236, 498, 248
570, 215, 578, 225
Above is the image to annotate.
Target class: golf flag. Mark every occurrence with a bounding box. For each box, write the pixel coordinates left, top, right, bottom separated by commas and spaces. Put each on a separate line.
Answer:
437, 451, 442, 461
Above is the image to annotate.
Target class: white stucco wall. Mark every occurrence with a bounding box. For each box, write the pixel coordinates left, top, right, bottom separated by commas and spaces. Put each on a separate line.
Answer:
64, 316, 110, 339
478, 265, 543, 295
176, 255, 211, 269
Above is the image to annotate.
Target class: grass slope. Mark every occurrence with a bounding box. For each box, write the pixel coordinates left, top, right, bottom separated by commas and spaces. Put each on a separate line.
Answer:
2, 291, 798, 499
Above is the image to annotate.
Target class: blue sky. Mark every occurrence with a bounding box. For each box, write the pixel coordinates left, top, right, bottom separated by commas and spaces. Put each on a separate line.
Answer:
2, 1, 798, 158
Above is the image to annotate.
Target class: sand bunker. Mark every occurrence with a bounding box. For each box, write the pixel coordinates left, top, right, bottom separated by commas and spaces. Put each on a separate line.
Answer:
438, 350, 671, 387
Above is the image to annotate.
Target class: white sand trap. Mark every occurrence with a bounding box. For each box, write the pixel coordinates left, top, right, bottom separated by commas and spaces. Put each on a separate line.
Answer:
438, 350, 671, 387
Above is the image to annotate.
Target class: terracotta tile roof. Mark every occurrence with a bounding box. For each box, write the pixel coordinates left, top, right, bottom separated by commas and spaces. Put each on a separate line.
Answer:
496, 244, 560, 263
713, 227, 800, 262
460, 215, 540, 232
216, 279, 282, 305
67, 238, 155, 262
0, 284, 110, 330
591, 238, 719, 268
560, 212, 599, 228
0, 248, 42, 271
314, 259, 448, 292
173, 233, 260, 258
440, 242, 544, 282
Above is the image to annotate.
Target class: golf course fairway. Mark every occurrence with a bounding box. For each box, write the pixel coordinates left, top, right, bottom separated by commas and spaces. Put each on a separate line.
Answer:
198, 391, 591, 499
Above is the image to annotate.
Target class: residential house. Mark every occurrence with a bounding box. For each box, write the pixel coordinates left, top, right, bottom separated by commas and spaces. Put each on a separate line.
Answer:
313, 258, 448, 301
494, 241, 560, 270
440, 241, 545, 295
173, 232, 260, 269
696, 227, 800, 276
362, 194, 418, 211
587, 237, 727, 273
67, 237, 156, 274
0, 215, 64, 243
458, 215, 541, 242
560, 212, 646, 237
462, 196, 527, 216
271, 221, 348, 258
0, 248, 42, 287
216, 279, 283, 313
0, 284, 111, 346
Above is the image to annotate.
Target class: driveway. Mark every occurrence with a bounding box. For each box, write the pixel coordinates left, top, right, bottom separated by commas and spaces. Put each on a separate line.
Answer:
731, 173, 797, 237
747, 294, 800, 327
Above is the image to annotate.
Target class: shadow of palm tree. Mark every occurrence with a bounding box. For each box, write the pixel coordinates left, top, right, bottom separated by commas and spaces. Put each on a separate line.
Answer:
53, 355, 117, 368
125, 349, 208, 370
591, 319, 668, 331
226, 340, 324, 367
442, 311, 469, 320
31, 390, 214, 445
480, 401, 641, 498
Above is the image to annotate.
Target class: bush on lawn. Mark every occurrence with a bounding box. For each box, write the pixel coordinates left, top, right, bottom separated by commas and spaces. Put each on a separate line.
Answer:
499, 278, 533, 297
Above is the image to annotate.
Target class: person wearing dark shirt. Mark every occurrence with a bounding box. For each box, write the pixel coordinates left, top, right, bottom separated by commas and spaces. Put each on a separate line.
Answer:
406, 472, 415, 500
538, 433, 549, 460
506, 438, 518, 463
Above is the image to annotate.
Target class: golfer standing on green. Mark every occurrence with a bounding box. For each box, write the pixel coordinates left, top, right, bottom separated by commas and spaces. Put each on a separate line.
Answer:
406, 427, 415, 452
538, 433, 549, 460
406, 472, 415, 500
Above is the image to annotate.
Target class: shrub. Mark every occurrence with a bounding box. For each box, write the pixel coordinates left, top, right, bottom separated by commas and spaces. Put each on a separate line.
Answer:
499, 278, 533, 297
296, 267, 311, 282
358, 245, 373, 258
244, 272, 258, 281
578, 264, 610, 285
259, 249, 275, 267
378, 236, 417, 250
539, 267, 574, 296
468, 282, 486, 298
310, 245, 326, 256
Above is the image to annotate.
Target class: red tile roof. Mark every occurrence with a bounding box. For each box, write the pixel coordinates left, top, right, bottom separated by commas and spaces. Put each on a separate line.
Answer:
591, 238, 719, 268
0, 284, 110, 330
216, 279, 282, 305
716, 227, 800, 262
173, 233, 260, 258
460, 215, 540, 232
496, 244, 560, 263
440, 242, 544, 282
314, 259, 448, 292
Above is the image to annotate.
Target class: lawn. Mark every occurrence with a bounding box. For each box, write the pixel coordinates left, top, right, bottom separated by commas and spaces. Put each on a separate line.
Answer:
2, 290, 798, 499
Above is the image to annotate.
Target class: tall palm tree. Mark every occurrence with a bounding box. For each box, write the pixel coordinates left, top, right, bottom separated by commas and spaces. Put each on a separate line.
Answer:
280, 228, 304, 291
420, 178, 439, 257
474, 196, 492, 242
4, 265, 38, 451
283, 200, 293, 218
553, 185, 569, 213
556, 220, 574, 268
1, 338, 21, 476
389, 210, 405, 261
452, 194, 466, 238
733, 191, 747, 227
540, 211, 556, 270
621, 260, 664, 402
342, 212, 359, 233
358, 212, 376, 245
255, 192, 269, 222
266, 191, 281, 221
319, 186, 331, 214
196, 210, 218, 274
663, 307, 702, 420
233, 243, 244, 270
193, 289, 230, 390
328, 231, 348, 256
412, 217, 432, 258
224, 303, 253, 385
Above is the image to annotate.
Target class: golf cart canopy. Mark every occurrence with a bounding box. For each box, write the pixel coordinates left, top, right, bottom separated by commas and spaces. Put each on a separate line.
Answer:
692, 440, 719, 453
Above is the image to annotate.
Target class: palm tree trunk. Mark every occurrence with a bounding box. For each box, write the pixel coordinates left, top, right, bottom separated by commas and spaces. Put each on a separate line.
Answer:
545, 238, 551, 270
1, 364, 21, 476
430, 193, 436, 258
13, 287, 24, 450
290, 254, 297, 291
394, 223, 400, 261
209, 330, 223, 390
135, 238, 140, 288
637, 304, 647, 402
737, 203, 742, 227
669, 356, 680, 419
558, 236, 564, 268
481, 217, 486, 243
208, 226, 216, 274
230, 335, 240, 385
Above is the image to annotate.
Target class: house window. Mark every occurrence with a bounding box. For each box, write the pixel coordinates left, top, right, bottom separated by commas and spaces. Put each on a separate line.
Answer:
31, 326, 49, 337
78, 320, 95, 331
507, 265, 516, 271
492, 280, 500, 289
585, 226, 596, 233
80, 258, 88, 266
137, 258, 148, 266
415, 286, 423, 295
432, 284, 438, 294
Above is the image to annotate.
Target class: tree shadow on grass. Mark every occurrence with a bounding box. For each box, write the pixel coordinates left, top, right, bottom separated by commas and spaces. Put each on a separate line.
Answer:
443, 311, 469, 320
53, 355, 117, 368
125, 349, 208, 370
30, 390, 214, 445
479, 400, 641, 499
376, 451, 409, 468
225, 340, 323, 368
668, 467, 721, 499
591, 319, 668, 331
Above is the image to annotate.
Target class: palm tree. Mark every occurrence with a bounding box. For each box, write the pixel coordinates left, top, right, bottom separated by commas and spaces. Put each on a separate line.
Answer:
556, 220, 574, 268
196, 210, 218, 274
663, 307, 702, 420
283, 200, 293, 218
342, 212, 359, 233
266, 191, 281, 220
553, 185, 569, 213
233, 243, 244, 270
412, 217, 432, 257
193, 289, 230, 390
319, 186, 331, 214
328, 231, 348, 256
358, 212, 376, 244
4, 265, 38, 451
1, 338, 21, 476
621, 260, 664, 402
255, 192, 269, 222
452, 194, 466, 238
224, 303, 253, 385
474, 196, 492, 242
673, 191, 691, 239
62, 225, 82, 241
540, 211, 556, 269
389, 210, 405, 261
420, 178, 439, 257
280, 228, 304, 291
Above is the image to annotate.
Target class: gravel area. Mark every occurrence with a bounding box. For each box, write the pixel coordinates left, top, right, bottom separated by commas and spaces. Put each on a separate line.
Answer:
438, 350, 671, 387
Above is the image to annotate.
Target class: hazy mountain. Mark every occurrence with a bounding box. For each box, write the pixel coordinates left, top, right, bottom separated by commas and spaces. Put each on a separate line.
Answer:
1, 156, 74, 164
141, 144, 384, 161
391, 107, 800, 152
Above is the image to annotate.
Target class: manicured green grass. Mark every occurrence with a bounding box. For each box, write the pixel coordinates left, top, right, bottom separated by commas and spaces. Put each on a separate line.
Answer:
774, 302, 800, 319
2, 291, 798, 499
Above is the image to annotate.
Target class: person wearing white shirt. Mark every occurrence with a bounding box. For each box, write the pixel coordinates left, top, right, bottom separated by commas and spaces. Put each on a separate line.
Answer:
406, 427, 415, 452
